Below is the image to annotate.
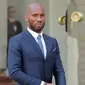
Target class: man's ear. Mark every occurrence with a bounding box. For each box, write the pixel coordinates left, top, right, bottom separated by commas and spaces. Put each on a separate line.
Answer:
25, 15, 29, 22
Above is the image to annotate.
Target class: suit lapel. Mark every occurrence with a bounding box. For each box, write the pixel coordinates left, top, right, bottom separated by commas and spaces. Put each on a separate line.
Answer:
43, 34, 53, 59
23, 30, 44, 60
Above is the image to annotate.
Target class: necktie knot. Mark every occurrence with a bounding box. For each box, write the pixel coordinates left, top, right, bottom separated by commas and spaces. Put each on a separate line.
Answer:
37, 35, 41, 40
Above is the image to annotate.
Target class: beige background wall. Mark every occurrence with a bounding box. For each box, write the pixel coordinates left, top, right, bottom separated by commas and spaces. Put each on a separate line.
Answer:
0, 0, 7, 69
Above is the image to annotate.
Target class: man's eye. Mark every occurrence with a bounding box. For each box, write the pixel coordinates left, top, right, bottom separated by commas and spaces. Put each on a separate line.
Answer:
32, 14, 37, 17
41, 14, 44, 17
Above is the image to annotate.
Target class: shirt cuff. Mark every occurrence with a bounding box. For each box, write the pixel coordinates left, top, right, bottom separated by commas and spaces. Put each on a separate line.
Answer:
40, 81, 45, 85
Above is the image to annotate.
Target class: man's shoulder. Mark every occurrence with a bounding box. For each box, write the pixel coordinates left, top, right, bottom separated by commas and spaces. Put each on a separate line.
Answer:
44, 34, 59, 45
9, 31, 25, 42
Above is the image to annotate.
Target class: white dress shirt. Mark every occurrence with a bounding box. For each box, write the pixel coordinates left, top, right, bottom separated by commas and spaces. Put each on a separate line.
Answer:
27, 28, 47, 57
27, 28, 47, 85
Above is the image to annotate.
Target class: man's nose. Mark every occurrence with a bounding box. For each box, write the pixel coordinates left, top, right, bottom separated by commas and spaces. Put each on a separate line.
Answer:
37, 16, 42, 21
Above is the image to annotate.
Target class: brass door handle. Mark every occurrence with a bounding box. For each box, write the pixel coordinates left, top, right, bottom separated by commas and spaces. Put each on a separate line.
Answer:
71, 11, 84, 22
58, 11, 84, 25
58, 16, 66, 25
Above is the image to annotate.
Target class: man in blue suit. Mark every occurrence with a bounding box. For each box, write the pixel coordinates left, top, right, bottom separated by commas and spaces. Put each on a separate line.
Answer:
8, 3, 66, 85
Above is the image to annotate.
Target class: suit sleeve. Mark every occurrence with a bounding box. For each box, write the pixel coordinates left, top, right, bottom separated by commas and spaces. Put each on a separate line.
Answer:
8, 37, 42, 85
53, 39, 66, 85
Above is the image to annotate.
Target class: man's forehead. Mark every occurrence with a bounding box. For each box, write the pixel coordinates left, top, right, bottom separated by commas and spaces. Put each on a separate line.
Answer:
27, 3, 45, 13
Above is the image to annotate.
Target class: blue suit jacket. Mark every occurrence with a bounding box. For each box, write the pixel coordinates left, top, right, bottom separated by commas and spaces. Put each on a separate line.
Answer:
8, 30, 66, 85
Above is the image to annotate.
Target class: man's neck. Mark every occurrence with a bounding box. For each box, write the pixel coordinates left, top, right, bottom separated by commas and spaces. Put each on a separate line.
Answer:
27, 27, 43, 39
28, 27, 42, 34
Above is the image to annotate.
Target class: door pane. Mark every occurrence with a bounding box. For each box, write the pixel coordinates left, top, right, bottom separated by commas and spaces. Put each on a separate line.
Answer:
67, 0, 85, 85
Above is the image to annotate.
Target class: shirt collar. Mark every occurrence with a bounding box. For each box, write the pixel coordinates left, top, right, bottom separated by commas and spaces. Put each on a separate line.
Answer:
27, 27, 43, 40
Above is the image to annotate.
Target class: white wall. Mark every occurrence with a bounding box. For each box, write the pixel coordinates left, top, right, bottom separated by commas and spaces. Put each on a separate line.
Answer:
0, 0, 7, 69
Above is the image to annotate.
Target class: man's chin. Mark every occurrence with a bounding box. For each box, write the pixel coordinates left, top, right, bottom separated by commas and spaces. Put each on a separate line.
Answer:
35, 28, 43, 33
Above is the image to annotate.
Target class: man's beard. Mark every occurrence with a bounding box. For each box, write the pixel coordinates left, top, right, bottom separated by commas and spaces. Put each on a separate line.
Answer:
29, 24, 45, 33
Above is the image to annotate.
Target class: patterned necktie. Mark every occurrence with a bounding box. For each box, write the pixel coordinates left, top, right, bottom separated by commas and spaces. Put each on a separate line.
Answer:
37, 35, 44, 56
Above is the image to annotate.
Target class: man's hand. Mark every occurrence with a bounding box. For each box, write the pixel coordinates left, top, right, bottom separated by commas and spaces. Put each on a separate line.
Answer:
47, 83, 55, 85
43, 82, 55, 85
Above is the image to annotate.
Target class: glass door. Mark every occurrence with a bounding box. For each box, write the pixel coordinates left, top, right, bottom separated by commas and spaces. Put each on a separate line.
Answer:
67, 0, 85, 85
